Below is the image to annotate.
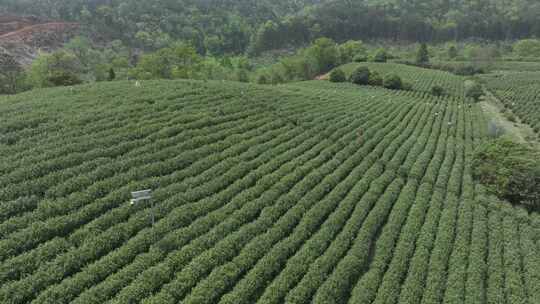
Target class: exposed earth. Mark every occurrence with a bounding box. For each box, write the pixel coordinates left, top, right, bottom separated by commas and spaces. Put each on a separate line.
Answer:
0, 15, 79, 67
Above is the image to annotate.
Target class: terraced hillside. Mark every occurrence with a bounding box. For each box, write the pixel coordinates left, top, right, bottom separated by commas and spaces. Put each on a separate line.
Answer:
0, 79, 539, 304
482, 71, 540, 134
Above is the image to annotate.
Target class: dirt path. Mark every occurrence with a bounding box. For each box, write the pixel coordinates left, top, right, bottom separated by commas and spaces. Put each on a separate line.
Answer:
479, 89, 538, 145
0, 22, 78, 40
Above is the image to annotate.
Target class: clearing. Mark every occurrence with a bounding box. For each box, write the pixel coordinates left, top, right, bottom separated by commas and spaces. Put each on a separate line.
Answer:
479, 89, 538, 144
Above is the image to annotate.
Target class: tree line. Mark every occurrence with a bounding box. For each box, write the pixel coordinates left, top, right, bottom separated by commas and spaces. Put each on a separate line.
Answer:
1, 0, 540, 56
3, 36, 540, 95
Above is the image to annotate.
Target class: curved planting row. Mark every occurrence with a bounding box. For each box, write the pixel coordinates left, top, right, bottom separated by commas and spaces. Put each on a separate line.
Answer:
35, 105, 374, 304
115, 92, 414, 301
1, 79, 537, 304
2, 101, 364, 302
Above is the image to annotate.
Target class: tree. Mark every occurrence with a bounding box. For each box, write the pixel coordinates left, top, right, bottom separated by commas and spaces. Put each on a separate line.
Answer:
329, 69, 346, 82
431, 85, 445, 96
28, 50, 83, 88
349, 66, 371, 85
383, 74, 403, 90
448, 45, 458, 60
465, 80, 483, 101
108, 67, 116, 81
256, 73, 269, 84
338, 40, 366, 64
368, 71, 383, 86
304, 38, 339, 74
235, 69, 250, 82
353, 54, 368, 62
416, 43, 429, 64
64, 36, 92, 68
372, 49, 388, 62
0, 53, 25, 94
472, 138, 540, 210
249, 20, 282, 55
130, 43, 202, 80
513, 39, 540, 58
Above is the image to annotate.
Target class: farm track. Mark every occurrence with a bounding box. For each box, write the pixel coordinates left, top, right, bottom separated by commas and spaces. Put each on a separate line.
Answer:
0, 22, 79, 40
481, 71, 540, 137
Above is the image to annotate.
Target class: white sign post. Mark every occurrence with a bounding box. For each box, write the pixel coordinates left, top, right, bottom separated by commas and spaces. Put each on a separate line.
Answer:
130, 189, 155, 227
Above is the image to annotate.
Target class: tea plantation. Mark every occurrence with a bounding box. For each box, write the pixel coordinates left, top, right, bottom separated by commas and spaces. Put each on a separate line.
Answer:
0, 78, 538, 304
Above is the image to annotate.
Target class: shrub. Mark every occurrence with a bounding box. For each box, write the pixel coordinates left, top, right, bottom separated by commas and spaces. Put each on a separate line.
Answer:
338, 40, 365, 64
368, 71, 383, 86
416, 43, 429, 64
472, 138, 540, 210
0, 53, 26, 94
235, 69, 250, 82
448, 45, 458, 60
504, 112, 517, 123
465, 80, 483, 101
401, 81, 413, 91
372, 49, 388, 62
107, 68, 116, 81
29, 50, 83, 88
270, 71, 284, 85
431, 85, 445, 96
350, 66, 371, 85
383, 74, 402, 90
256, 74, 269, 84
513, 39, 540, 58
48, 72, 83, 87
329, 69, 346, 82
454, 65, 484, 76
353, 54, 368, 62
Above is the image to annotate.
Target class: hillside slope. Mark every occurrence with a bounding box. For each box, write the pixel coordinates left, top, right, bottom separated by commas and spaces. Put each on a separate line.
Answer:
0, 80, 539, 304
0, 15, 79, 66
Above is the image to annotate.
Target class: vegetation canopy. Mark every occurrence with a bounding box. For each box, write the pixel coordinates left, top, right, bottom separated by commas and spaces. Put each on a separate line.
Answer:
472, 138, 540, 210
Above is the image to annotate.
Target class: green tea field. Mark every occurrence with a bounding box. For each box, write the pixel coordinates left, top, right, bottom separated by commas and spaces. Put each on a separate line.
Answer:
0, 77, 539, 304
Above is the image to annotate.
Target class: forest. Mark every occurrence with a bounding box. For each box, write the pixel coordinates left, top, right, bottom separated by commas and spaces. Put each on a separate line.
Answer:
1, 0, 540, 55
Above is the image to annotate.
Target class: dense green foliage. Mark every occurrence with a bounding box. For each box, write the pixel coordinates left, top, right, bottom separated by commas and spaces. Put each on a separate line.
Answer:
431, 85, 445, 96
465, 80, 484, 102
416, 43, 430, 64
28, 50, 83, 88
372, 49, 388, 63
4, 0, 540, 55
329, 69, 346, 83
254, 38, 360, 84
0, 53, 26, 94
0, 76, 538, 304
339, 62, 468, 98
368, 71, 384, 86
513, 39, 540, 58
350, 66, 371, 85
383, 74, 404, 90
472, 138, 540, 210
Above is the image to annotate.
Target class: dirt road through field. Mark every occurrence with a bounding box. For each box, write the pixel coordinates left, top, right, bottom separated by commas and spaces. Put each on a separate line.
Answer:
480, 88, 538, 145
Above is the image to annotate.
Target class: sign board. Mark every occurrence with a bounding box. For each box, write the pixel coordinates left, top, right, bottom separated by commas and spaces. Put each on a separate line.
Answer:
130, 189, 152, 204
